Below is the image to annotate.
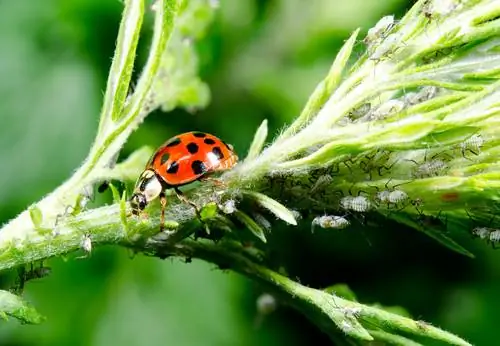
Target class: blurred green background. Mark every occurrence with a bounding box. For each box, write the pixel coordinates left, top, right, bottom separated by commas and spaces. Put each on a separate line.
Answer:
1, 0, 499, 345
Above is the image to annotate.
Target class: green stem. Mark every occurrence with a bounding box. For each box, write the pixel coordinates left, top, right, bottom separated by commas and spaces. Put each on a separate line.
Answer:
96, 0, 145, 137
150, 239, 471, 346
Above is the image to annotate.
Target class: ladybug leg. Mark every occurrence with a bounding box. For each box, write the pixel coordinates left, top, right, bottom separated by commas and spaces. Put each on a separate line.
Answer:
159, 191, 167, 232
174, 188, 210, 235
200, 176, 226, 188
174, 188, 202, 219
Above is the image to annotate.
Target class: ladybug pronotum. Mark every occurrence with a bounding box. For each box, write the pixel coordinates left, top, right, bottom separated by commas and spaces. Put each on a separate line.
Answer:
130, 131, 238, 230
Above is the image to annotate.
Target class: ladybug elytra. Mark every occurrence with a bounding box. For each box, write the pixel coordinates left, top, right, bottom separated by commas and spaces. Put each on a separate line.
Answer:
130, 131, 238, 229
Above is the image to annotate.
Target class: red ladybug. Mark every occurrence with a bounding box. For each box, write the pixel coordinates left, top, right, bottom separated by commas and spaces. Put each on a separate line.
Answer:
130, 131, 238, 230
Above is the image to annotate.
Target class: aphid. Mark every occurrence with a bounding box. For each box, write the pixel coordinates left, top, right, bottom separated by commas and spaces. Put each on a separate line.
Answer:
477, 227, 492, 239
358, 149, 394, 178
489, 230, 500, 244
369, 32, 403, 60
411, 197, 423, 211
291, 210, 303, 222
253, 213, 272, 232
376, 190, 390, 204
348, 103, 371, 120
425, 0, 457, 17
417, 210, 447, 232
340, 196, 371, 212
404, 86, 438, 106
472, 227, 491, 240
364, 15, 395, 47
130, 132, 238, 231
220, 199, 237, 214
310, 174, 333, 194
256, 293, 277, 315
340, 320, 353, 333
460, 134, 484, 157
341, 307, 362, 321
387, 190, 408, 204
24, 264, 51, 281
364, 99, 405, 121
254, 292, 277, 328
414, 159, 448, 178
81, 234, 92, 254
312, 215, 350, 232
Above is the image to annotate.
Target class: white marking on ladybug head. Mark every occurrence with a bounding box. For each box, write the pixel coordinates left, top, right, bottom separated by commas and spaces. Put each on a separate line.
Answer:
130, 169, 163, 213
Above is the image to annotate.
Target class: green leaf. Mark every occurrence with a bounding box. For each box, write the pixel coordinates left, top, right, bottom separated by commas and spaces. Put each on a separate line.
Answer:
280, 28, 360, 138
242, 191, 297, 225
99, 0, 145, 124
123, 0, 181, 118
147, 0, 215, 114
233, 210, 267, 243
0, 290, 45, 324
120, 188, 128, 230
109, 183, 122, 204
390, 214, 474, 258
245, 119, 268, 161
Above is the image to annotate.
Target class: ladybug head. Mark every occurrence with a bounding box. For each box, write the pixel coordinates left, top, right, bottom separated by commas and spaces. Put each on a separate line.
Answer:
130, 193, 147, 214
130, 169, 163, 214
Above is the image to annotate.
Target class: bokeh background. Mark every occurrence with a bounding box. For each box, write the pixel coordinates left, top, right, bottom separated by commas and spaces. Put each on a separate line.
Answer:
0, 0, 499, 345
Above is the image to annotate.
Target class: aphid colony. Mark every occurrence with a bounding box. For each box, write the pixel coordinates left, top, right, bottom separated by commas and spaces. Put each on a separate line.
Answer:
264, 130, 486, 238
126, 125, 487, 247
347, 85, 439, 124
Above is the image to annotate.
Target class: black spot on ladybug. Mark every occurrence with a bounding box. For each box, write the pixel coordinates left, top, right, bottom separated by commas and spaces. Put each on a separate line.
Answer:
212, 146, 224, 160
186, 142, 199, 154
160, 153, 170, 165
166, 161, 179, 174
191, 160, 206, 175
222, 140, 233, 151
204, 138, 216, 145
193, 132, 206, 138
166, 137, 181, 147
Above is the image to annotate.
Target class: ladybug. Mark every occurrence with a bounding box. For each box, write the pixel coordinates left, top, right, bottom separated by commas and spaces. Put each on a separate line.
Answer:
130, 131, 238, 230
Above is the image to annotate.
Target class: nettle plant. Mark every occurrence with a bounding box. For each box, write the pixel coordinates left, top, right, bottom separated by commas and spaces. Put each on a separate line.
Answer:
0, 0, 499, 344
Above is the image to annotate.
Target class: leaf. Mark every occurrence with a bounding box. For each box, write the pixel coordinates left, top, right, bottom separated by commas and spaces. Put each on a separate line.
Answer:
120, 188, 129, 230
109, 183, 122, 204
100, 0, 145, 124
324, 28, 360, 93
233, 210, 267, 243
0, 290, 45, 324
421, 230, 474, 258
390, 214, 474, 258
245, 119, 268, 161
242, 191, 297, 225
279, 28, 360, 138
